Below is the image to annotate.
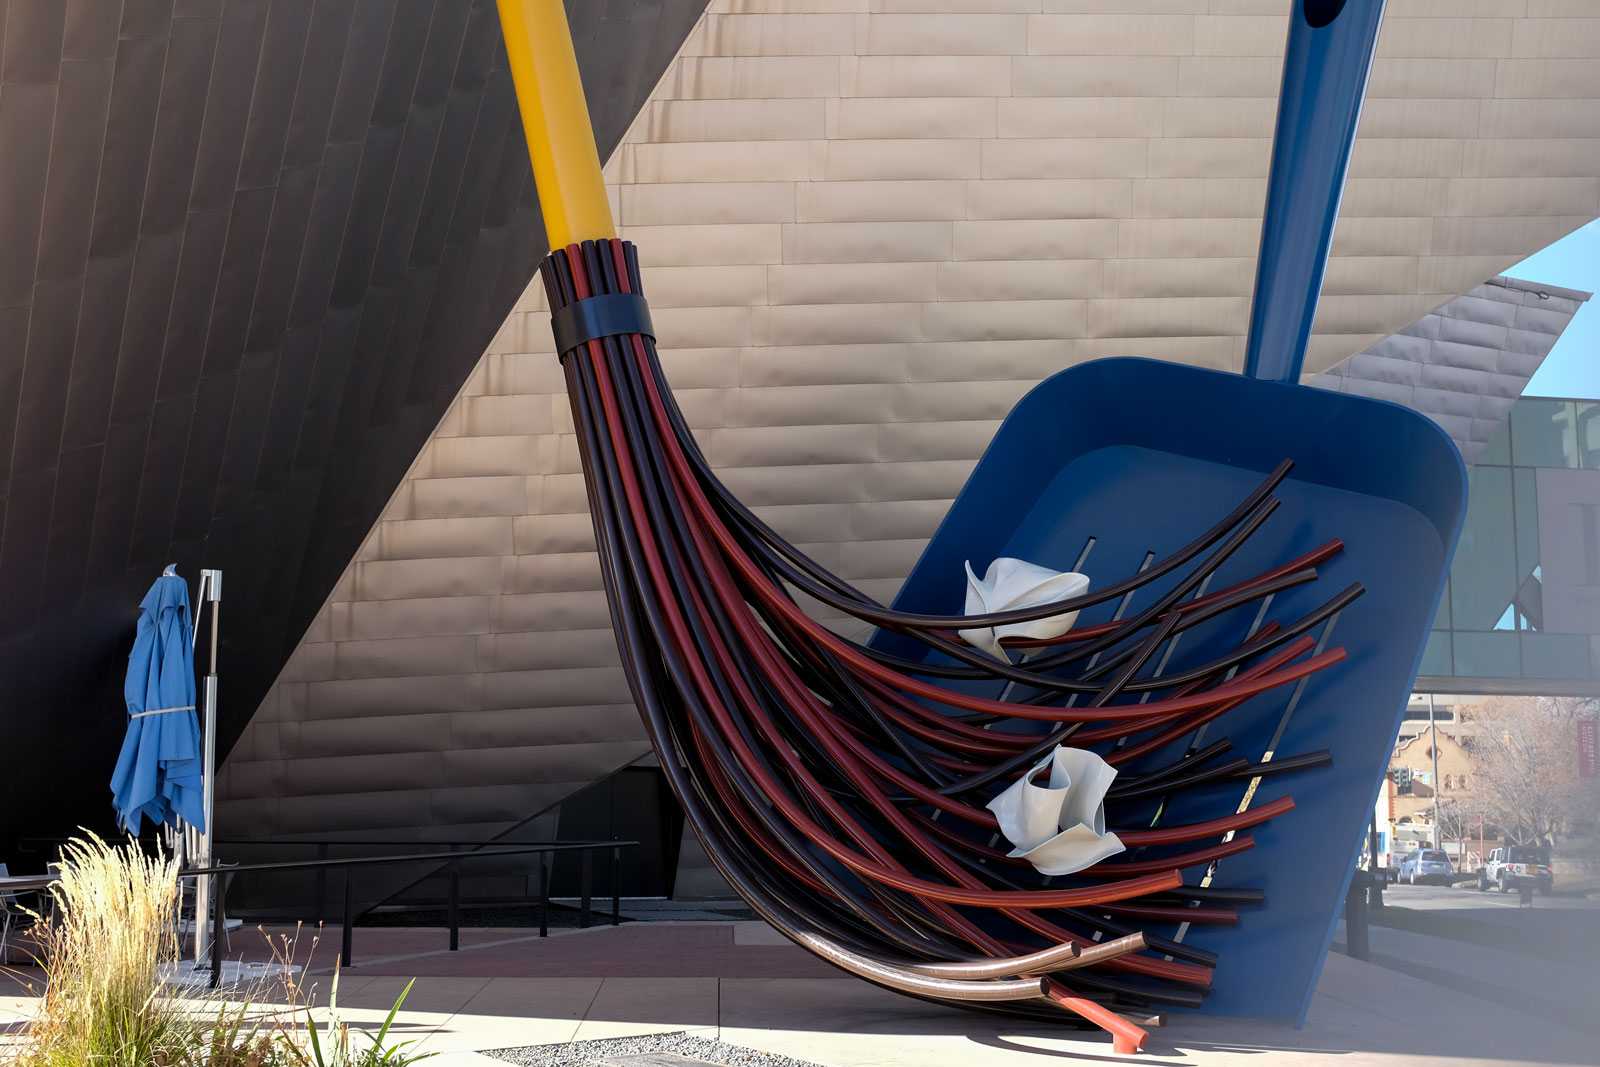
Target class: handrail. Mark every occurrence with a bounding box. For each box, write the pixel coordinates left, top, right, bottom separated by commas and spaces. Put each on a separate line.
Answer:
215, 837, 620, 845
173, 839, 637, 987
22, 835, 621, 850
186, 841, 635, 872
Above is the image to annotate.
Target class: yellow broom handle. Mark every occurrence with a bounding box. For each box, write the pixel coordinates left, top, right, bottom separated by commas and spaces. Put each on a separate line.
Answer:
495, 0, 616, 247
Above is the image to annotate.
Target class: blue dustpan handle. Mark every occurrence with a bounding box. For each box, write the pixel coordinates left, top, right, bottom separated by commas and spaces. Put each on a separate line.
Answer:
1243, 0, 1387, 384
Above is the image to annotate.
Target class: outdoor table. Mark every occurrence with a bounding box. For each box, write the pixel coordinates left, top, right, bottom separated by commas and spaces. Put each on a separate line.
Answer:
0, 873, 57, 893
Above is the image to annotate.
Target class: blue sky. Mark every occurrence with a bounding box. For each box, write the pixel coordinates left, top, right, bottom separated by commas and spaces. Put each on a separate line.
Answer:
1509, 219, 1600, 400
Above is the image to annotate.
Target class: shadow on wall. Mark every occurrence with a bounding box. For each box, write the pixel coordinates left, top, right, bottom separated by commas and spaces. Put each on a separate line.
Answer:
0, 0, 710, 858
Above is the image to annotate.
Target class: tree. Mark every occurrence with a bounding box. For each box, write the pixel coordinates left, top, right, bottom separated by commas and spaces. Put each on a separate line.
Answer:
1429, 795, 1474, 847
1461, 696, 1589, 846
1423, 794, 1493, 866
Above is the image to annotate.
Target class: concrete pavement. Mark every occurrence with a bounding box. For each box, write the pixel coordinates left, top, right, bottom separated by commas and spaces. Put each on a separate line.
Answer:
1334, 884, 1600, 1040
1373, 882, 1600, 919
5, 919, 1593, 1067
1341, 919, 1599, 1036
310, 925, 1600, 1067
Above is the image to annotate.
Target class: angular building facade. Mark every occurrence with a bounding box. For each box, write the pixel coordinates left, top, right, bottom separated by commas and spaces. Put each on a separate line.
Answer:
215, 4, 1600, 907
2, 2, 1599, 910
1313, 275, 1590, 464
0, 0, 709, 853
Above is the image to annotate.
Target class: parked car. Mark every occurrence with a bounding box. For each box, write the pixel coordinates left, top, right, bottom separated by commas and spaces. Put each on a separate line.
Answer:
1478, 845, 1553, 894
1394, 849, 1455, 885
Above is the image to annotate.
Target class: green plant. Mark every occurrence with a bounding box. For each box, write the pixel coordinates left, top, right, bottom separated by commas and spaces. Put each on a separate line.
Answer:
188, 1001, 283, 1067
354, 979, 433, 1067
278, 969, 433, 1067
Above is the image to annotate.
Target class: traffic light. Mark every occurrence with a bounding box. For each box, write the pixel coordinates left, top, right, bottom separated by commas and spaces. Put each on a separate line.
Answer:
1392, 766, 1413, 795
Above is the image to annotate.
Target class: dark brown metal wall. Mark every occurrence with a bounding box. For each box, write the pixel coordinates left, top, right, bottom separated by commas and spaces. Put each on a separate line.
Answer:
0, 0, 707, 853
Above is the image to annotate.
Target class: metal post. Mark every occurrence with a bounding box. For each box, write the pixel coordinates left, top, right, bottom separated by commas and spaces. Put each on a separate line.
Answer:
194, 569, 221, 966
1344, 870, 1369, 961
1368, 814, 1384, 908
539, 854, 549, 938
209, 871, 224, 988
1429, 694, 1441, 849
580, 848, 592, 929
448, 860, 460, 951
314, 843, 328, 923
611, 846, 621, 926
342, 868, 355, 967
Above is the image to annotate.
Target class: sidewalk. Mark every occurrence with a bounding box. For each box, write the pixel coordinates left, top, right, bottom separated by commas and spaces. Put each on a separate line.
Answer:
4, 920, 1592, 1065
10, 919, 1589, 1067
335, 921, 1600, 1066
1335, 916, 1600, 1037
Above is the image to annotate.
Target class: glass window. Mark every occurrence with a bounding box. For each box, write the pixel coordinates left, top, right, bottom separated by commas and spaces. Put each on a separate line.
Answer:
1512, 466, 1541, 604
1451, 467, 1518, 630
1578, 403, 1600, 470
1451, 631, 1520, 677
1520, 632, 1591, 680
1477, 418, 1512, 465
1420, 630, 1452, 677
1510, 399, 1578, 469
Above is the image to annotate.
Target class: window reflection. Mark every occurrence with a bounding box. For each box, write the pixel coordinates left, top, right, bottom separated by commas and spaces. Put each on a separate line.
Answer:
1511, 400, 1578, 469
1452, 467, 1516, 631
1578, 403, 1600, 469
1433, 397, 1600, 683
1451, 632, 1520, 677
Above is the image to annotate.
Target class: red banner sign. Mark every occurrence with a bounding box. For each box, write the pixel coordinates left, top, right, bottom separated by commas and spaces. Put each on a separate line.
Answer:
1580, 719, 1598, 780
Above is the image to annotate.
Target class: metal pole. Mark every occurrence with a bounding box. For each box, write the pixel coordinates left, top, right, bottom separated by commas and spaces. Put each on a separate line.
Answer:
1369, 814, 1384, 908
580, 849, 592, 929
1344, 871, 1369, 961
194, 569, 221, 965
1429, 694, 1441, 849
314, 843, 328, 923
612, 846, 621, 927
448, 860, 460, 951
539, 855, 549, 938
342, 868, 354, 967
209, 872, 224, 988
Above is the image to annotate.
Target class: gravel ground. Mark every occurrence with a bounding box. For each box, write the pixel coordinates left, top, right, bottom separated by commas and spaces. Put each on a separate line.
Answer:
484, 1031, 824, 1067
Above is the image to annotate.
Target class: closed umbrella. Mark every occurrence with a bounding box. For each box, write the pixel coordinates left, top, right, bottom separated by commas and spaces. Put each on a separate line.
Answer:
110, 565, 205, 833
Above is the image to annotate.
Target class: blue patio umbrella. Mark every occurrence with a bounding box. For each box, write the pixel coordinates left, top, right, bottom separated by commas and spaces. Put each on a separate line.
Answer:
110, 566, 206, 833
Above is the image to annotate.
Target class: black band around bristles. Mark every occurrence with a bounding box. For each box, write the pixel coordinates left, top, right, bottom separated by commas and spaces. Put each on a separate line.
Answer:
550, 292, 655, 358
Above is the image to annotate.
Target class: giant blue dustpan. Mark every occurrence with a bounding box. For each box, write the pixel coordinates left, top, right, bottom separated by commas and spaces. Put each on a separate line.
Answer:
880, 0, 1466, 1024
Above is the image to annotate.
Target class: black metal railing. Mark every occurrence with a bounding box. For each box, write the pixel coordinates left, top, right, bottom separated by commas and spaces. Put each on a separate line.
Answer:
175, 839, 635, 987
213, 837, 632, 926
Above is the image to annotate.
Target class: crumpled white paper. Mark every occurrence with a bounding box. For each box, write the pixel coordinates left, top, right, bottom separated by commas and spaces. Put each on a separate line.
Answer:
986, 746, 1125, 876
959, 557, 1090, 661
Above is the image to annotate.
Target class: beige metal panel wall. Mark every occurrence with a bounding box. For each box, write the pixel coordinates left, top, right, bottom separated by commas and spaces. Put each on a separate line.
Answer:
220, 1, 1600, 853
1315, 276, 1590, 463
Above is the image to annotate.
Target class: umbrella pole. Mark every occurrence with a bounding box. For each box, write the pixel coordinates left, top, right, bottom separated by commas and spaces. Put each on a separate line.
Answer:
193, 569, 221, 966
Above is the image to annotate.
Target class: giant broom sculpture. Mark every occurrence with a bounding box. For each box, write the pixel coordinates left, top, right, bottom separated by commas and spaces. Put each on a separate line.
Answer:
493, 0, 1465, 1054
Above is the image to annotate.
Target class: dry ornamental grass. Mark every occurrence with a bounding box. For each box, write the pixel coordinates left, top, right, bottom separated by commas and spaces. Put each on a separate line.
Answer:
11, 833, 192, 1067
5, 836, 426, 1067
